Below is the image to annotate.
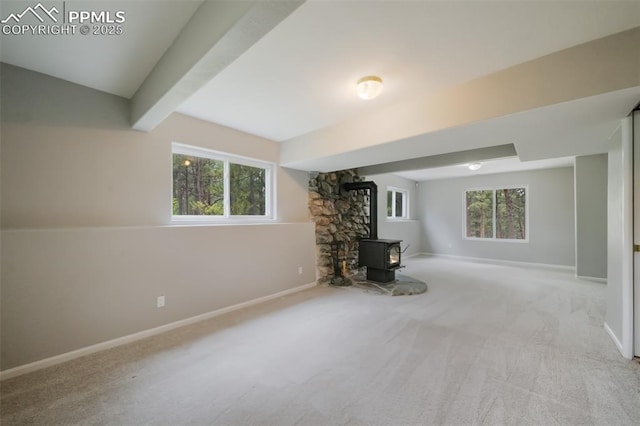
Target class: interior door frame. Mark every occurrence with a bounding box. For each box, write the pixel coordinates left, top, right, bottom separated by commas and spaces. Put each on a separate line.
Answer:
634, 109, 639, 358
614, 112, 634, 359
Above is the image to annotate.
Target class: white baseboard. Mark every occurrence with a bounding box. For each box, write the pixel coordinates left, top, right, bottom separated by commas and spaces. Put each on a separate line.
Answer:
404, 252, 422, 259
0, 282, 317, 381
576, 275, 607, 284
604, 322, 626, 357
416, 252, 576, 273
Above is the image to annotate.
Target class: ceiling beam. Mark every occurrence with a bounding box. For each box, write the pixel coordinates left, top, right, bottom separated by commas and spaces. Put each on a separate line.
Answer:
281, 27, 640, 171
359, 144, 517, 175
131, 0, 304, 132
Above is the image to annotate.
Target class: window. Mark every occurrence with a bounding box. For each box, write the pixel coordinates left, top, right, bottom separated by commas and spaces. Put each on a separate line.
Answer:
172, 143, 273, 220
464, 186, 527, 241
387, 187, 409, 219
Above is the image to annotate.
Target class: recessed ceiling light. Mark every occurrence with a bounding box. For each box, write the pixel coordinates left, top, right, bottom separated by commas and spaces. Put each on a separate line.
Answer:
468, 162, 482, 171
357, 76, 383, 100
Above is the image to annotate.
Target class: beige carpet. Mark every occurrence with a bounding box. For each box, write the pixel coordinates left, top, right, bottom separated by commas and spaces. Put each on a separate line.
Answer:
2, 256, 639, 425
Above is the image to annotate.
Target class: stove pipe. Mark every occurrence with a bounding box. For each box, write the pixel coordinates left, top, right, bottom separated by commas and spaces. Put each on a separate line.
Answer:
343, 181, 378, 240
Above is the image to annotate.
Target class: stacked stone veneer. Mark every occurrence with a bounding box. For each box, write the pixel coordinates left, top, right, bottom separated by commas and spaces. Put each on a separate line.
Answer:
308, 169, 370, 285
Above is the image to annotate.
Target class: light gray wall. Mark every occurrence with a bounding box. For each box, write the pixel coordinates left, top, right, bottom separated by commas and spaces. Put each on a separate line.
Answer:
606, 124, 624, 346
365, 173, 421, 257
575, 154, 608, 279
0, 63, 310, 228
0, 64, 315, 371
1, 224, 315, 370
605, 115, 634, 358
417, 167, 575, 267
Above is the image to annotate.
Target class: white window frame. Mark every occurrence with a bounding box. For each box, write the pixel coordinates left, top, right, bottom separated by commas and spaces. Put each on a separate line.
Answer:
462, 185, 529, 243
171, 142, 275, 223
387, 186, 409, 220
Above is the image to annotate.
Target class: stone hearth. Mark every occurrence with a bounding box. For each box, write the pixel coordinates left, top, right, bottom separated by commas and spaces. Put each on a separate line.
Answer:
350, 273, 428, 296
308, 170, 369, 285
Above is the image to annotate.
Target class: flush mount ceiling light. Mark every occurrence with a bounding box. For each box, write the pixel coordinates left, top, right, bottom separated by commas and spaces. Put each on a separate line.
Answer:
357, 75, 383, 100
468, 162, 482, 171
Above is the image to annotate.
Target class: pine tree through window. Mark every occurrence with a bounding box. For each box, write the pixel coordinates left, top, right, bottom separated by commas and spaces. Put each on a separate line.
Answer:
465, 187, 527, 241
229, 163, 266, 215
465, 190, 494, 238
172, 143, 272, 220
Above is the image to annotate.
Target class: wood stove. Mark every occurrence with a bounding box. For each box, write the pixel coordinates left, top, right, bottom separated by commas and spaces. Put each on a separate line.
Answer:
358, 238, 402, 283
343, 180, 403, 283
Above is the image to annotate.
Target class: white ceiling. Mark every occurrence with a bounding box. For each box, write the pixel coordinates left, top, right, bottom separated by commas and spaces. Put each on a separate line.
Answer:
178, 0, 640, 142
287, 85, 640, 174
0, 1, 202, 97
394, 157, 575, 182
1, 0, 639, 180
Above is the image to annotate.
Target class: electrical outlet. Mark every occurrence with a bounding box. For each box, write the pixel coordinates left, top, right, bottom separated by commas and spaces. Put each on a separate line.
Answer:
157, 295, 165, 308
298, 266, 303, 275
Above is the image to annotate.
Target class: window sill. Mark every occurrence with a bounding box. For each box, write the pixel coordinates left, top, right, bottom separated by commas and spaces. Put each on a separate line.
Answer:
171, 216, 276, 226
463, 237, 529, 244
